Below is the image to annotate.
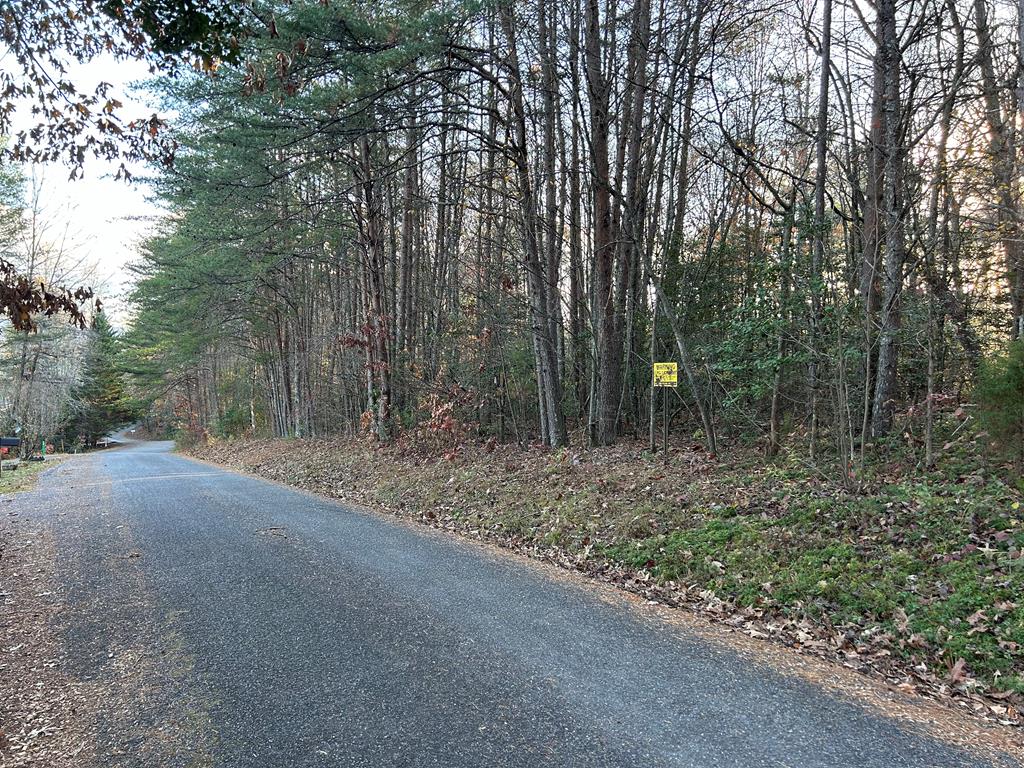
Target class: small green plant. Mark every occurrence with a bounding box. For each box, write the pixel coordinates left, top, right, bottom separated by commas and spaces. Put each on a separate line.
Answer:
975, 340, 1024, 468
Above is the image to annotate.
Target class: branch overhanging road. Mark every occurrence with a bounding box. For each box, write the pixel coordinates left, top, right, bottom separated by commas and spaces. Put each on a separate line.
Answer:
9, 440, 1018, 767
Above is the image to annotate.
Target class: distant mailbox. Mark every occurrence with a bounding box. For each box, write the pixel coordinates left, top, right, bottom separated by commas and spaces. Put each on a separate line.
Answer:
0, 437, 21, 448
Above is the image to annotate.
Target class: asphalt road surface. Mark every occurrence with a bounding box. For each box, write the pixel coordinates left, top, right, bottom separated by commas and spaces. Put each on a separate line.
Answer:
12, 440, 1016, 767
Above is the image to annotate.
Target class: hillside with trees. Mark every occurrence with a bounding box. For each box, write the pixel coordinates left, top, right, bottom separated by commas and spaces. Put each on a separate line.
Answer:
126, 0, 1024, 470
116, 0, 1024, 713
1, 0, 1022, 733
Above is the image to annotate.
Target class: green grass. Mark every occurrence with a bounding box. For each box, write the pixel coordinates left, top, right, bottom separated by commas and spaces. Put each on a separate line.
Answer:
600, 463, 1024, 689
0, 458, 61, 494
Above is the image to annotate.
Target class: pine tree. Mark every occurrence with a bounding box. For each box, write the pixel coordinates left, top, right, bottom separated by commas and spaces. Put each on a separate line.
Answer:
64, 313, 135, 447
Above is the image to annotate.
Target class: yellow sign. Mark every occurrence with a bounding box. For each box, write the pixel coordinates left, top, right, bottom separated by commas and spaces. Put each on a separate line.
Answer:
653, 362, 678, 387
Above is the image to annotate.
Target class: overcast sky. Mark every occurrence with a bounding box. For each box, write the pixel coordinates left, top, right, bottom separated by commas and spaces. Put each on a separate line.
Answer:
32, 56, 163, 326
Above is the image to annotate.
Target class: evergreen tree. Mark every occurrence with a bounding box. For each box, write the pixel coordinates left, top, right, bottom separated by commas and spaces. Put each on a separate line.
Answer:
64, 313, 136, 447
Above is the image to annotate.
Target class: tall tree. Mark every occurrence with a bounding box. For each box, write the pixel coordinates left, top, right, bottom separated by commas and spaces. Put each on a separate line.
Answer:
65, 313, 135, 446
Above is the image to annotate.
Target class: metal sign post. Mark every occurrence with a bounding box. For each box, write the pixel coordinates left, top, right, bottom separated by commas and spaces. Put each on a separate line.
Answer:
663, 387, 668, 463
653, 363, 678, 465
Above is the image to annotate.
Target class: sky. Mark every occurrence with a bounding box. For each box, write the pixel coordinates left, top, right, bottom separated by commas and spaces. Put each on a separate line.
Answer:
28, 57, 163, 326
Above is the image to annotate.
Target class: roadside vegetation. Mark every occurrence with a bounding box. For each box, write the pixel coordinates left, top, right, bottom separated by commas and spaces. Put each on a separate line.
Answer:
1, 0, 1023, 740
187, 413, 1023, 725
0, 458, 64, 494
122, 1, 1024, 721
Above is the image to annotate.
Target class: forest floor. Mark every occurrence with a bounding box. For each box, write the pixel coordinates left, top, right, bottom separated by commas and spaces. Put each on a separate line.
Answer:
186, 433, 1024, 728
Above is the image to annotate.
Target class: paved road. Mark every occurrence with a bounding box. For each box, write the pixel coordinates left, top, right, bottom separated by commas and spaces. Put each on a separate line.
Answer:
11, 441, 1014, 767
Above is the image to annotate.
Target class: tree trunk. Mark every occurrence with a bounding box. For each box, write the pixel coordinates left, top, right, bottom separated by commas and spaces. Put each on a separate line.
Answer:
870, 0, 904, 439
584, 0, 622, 446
